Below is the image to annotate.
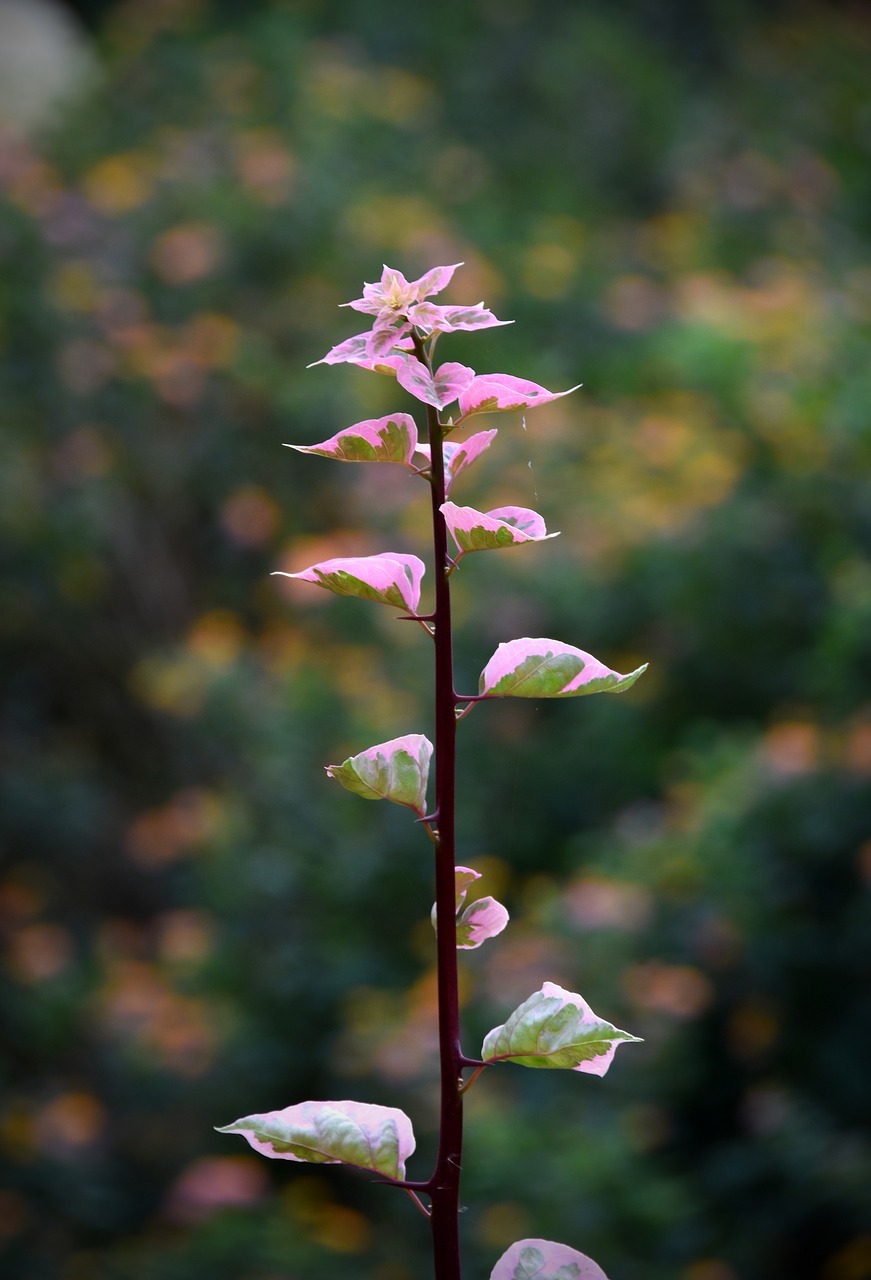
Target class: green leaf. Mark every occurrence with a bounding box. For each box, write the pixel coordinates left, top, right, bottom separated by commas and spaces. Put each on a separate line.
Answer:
217, 1099, 415, 1179
482, 982, 641, 1076
326, 734, 432, 814
479, 638, 647, 699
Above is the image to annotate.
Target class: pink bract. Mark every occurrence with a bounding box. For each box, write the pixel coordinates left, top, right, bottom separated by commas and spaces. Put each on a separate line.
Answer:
342, 263, 464, 317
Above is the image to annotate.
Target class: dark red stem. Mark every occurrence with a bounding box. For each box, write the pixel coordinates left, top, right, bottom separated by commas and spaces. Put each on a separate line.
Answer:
414, 335, 464, 1280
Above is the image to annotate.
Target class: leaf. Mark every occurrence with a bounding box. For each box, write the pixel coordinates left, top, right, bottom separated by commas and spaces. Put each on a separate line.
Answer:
441, 502, 558, 557
366, 313, 413, 358
478, 638, 647, 699
308, 332, 372, 367
286, 414, 418, 467
453, 865, 482, 910
490, 1239, 609, 1280
326, 734, 432, 815
481, 982, 641, 1075
342, 262, 463, 316
408, 301, 512, 335
309, 335, 412, 373
430, 867, 509, 949
273, 552, 424, 614
217, 1100, 415, 1180
414, 429, 498, 495
457, 373, 581, 419
394, 357, 477, 410
456, 896, 510, 949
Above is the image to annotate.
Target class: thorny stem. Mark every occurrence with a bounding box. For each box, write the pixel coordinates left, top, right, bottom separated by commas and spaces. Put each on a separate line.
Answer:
413, 330, 465, 1280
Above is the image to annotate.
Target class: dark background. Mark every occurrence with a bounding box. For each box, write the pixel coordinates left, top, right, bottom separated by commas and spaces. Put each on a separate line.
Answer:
1, 1, 870, 1277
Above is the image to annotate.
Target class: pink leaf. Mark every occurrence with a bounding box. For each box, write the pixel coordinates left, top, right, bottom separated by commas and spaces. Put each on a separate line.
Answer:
394, 357, 477, 410
365, 313, 413, 358
490, 1238, 609, 1280
457, 373, 582, 419
482, 982, 641, 1075
456, 896, 510, 949
308, 336, 412, 374
326, 734, 432, 814
411, 262, 464, 300
217, 1100, 415, 1180
342, 262, 464, 317
308, 332, 373, 367
453, 865, 482, 911
441, 502, 558, 557
431, 867, 509, 949
431, 866, 481, 929
273, 552, 424, 614
414, 429, 498, 494
478, 638, 647, 699
286, 414, 418, 467
408, 301, 512, 335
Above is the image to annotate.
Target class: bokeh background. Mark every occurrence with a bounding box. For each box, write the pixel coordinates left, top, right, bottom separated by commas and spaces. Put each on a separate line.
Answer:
2, 1, 870, 1277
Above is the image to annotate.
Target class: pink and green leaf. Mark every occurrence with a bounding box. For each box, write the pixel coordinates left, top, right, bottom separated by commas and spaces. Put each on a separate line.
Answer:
326, 733, 432, 814
491, 1239, 609, 1280
431, 866, 509, 949
394, 357, 477, 411
408, 301, 511, 336
481, 982, 641, 1075
273, 552, 424, 614
478, 638, 647, 699
286, 414, 418, 467
457, 373, 582, 419
414, 429, 498, 494
216, 1100, 415, 1180
456, 896, 510, 949
441, 502, 558, 557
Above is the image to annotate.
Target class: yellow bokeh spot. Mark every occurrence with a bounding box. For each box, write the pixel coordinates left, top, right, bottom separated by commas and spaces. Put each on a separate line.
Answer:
478, 1202, 531, 1249
129, 652, 208, 718
285, 1177, 372, 1254
683, 1262, 739, 1280
186, 610, 247, 668
522, 241, 581, 300
83, 153, 155, 214
47, 261, 100, 313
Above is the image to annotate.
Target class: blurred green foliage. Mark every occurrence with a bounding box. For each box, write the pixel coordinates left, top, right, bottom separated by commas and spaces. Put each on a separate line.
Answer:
1, 1, 870, 1278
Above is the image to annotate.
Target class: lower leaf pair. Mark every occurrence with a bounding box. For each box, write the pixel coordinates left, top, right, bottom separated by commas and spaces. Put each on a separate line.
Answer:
218, 985, 639, 1166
